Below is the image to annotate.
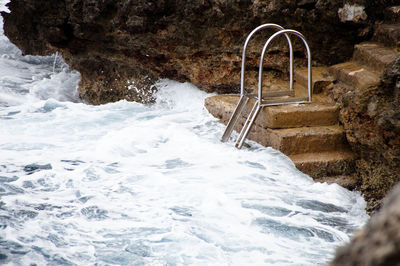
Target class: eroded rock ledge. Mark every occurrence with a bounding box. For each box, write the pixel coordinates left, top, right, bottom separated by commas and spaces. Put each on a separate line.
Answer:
3, 0, 395, 104
332, 56, 400, 213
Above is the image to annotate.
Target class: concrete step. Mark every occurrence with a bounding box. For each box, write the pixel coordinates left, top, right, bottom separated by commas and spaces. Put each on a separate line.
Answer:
255, 125, 348, 155
295, 66, 334, 94
328, 61, 380, 90
353, 42, 399, 73
204, 94, 339, 130
290, 150, 356, 178
384, 6, 400, 23
373, 23, 400, 48
245, 78, 303, 97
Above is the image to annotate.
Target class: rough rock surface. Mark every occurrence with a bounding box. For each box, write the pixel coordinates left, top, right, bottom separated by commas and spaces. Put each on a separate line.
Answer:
327, 55, 400, 213
331, 182, 400, 266
2, 0, 397, 104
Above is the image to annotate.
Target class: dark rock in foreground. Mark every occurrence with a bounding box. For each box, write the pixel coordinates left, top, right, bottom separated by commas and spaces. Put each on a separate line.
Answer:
331, 182, 400, 266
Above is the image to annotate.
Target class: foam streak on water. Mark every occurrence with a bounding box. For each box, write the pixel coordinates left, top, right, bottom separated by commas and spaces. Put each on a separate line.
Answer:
0, 15, 368, 265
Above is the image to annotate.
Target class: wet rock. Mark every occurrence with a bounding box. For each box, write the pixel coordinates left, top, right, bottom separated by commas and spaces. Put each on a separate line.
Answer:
2, 0, 395, 104
331, 182, 400, 266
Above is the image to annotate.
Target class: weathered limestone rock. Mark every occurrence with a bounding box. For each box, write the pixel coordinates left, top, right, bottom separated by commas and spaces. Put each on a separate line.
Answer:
331, 182, 400, 266
328, 5, 400, 207
350, 55, 400, 212
328, 35, 399, 213
2, 0, 397, 104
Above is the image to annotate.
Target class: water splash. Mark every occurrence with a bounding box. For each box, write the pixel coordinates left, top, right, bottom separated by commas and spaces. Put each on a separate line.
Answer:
0, 14, 368, 265
0, 1, 10, 14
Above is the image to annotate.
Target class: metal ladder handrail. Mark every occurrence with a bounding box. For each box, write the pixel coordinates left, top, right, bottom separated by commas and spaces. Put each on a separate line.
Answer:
221, 23, 294, 143
240, 23, 294, 96
234, 29, 312, 149
258, 29, 312, 105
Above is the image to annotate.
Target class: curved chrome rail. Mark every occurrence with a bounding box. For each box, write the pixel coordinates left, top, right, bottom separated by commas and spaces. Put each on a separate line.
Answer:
258, 29, 312, 104
234, 29, 312, 148
221, 23, 294, 143
240, 23, 294, 96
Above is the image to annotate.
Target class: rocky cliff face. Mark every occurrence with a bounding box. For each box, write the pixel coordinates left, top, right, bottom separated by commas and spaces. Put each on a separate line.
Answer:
341, 57, 400, 213
325, 16, 400, 213
3, 0, 395, 104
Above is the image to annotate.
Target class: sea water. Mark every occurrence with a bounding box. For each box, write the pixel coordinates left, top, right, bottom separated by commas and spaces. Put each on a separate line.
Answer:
0, 10, 368, 266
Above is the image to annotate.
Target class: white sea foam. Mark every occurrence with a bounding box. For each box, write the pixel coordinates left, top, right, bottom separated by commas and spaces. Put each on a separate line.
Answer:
0, 0, 10, 14
0, 15, 369, 265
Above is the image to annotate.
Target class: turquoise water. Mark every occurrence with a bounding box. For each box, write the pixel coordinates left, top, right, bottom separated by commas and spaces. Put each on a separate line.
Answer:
0, 13, 368, 265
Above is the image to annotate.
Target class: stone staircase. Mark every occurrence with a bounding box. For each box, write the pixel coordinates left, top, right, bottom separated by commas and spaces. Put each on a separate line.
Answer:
376, 5, 400, 46
205, 67, 357, 187
204, 7, 399, 187
329, 6, 399, 90
329, 42, 398, 91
